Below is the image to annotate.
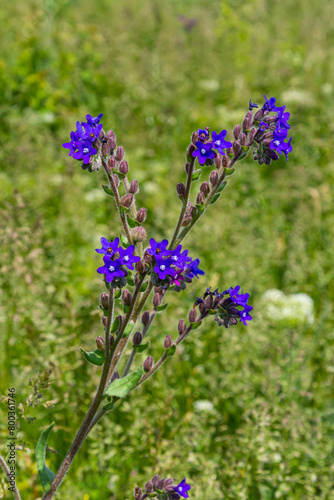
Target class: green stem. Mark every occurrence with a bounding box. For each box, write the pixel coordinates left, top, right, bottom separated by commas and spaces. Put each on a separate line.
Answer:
0, 454, 21, 500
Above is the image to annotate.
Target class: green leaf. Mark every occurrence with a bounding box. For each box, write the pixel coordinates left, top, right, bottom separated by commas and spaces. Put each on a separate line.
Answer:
238, 146, 250, 160
102, 184, 114, 196
224, 168, 235, 176
210, 193, 220, 205
190, 321, 202, 329
140, 281, 148, 292
127, 216, 140, 228
123, 320, 134, 338
123, 304, 131, 314
155, 303, 168, 312
104, 366, 144, 398
133, 341, 150, 353
127, 274, 135, 286
217, 181, 227, 193
207, 308, 217, 315
102, 401, 114, 411
195, 202, 205, 214
110, 317, 120, 333
36, 422, 55, 491
166, 345, 176, 357
192, 169, 202, 181
120, 234, 129, 247
80, 348, 106, 366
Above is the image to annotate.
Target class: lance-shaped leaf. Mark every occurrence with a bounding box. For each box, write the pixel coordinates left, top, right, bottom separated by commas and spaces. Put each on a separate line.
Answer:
104, 366, 145, 398
127, 216, 141, 228
217, 181, 227, 193
210, 193, 220, 205
80, 348, 106, 366
155, 303, 168, 312
102, 184, 114, 196
224, 167, 235, 176
123, 320, 134, 338
192, 169, 202, 181
166, 345, 176, 357
36, 422, 55, 491
133, 341, 150, 353
110, 316, 120, 333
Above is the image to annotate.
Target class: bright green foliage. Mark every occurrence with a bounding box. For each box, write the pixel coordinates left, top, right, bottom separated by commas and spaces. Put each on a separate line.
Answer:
0, 0, 334, 499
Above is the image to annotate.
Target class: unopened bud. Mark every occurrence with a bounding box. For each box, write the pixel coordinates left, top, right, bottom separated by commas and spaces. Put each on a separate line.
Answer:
200, 182, 210, 196
205, 295, 213, 309
145, 481, 154, 493
176, 183, 186, 198
182, 215, 192, 226
163, 335, 173, 349
262, 138, 272, 147
239, 133, 247, 146
119, 160, 129, 174
242, 110, 253, 132
214, 153, 222, 169
263, 132, 274, 141
134, 487, 143, 500
111, 371, 119, 382
116, 146, 124, 161
233, 141, 241, 154
122, 289, 132, 305
188, 309, 197, 322
253, 108, 265, 122
153, 292, 162, 307
226, 146, 234, 155
113, 174, 120, 188
196, 192, 205, 205
96, 336, 105, 351
247, 127, 257, 145
107, 129, 116, 142
233, 124, 241, 139
131, 226, 147, 243
178, 318, 187, 336
143, 356, 154, 372
222, 154, 230, 167
135, 260, 145, 274
185, 162, 191, 174
191, 131, 199, 145
108, 156, 116, 170
141, 310, 150, 326
129, 179, 139, 194
199, 301, 207, 314
102, 141, 111, 156
109, 334, 114, 346
187, 144, 196, 157
120, 193, 133, 208
152, 475, 160, 487
136, 208, 147, 223
101, 316, 108, 327
209, 170, 218, 186
133, 331, 142, 345
100, 292, 109, 310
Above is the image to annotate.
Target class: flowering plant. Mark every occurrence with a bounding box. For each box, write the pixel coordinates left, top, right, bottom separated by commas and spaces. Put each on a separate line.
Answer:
0, 96, 292, 499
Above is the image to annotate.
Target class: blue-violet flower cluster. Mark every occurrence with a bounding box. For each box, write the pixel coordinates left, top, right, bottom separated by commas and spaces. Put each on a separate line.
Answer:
201, 285, 253, 328
96, 237, 140, 286
192, 128, 233, 166
63, 113, 103, 164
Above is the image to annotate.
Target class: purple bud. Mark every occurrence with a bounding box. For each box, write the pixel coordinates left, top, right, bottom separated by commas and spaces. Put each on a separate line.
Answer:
205, 295, 213, 309
108, 156, 116, 170
214, 153, 222, 169
109, 334, 115, 346
247, 127, 257, 146
209, 170, 218, 186
107, 130, 116, 150
134, 487, 143, 500
182, 215, 192, 227
242, 110, 253, 132
116, 146, 124, 161
135, 260, 145, 274
120, 193, 133, 208
177, 319, 187, 335
200, 182, 210, 196
145, 481, 154, 493
185, 162, 191, 174
196, 192, 205, 205
163, 335, 173, 349
153, 292, 162, 307
239, 133, 247, 146
96, 336, 105, 351
133, 331, 142, 345
143, 356, 154, 372
151, 475, 160, 487
131, 226, 147, 243
176, 183, 186, 198
119, 160, 129, 175
122, 289, 132, 305
101, 316, 108, 327
188, 309, 197, 322
262, 138, 272, 147
232, 141, 241, 154
141, 310, 150, 326
100, 292, 109, 310
199, 301, 207, 314
233, 124, 241, 139
129, 179, 139, 194
254, 108, 265, 122
191, 131, 199, 145
136, 208, 147, 223
225, 146, 234, 156
113, 174, 120, 188
187, 144, 196, 157
102, 142, 111, 156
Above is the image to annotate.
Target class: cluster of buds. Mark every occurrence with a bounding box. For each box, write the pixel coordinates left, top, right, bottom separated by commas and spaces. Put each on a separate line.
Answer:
134, 475, 191, 499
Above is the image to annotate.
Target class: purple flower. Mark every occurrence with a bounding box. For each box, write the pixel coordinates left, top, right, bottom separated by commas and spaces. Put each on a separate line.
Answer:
154, 257, 176, 280
269, 134, 293, 161
62, 130, 80, 156
198, 128, 209, 141
193, 141, 215, 165
211, 130, 233, 155
259, 121, 269, 132
276, 107, 290, 130
171, 272, 184, 286
186, 258, 205, 279
118, 245, 140, 270
86, 113, 103, 127
82, 122, 103, 142
170, 245, 190, 270
72, 140, 97, 164
262, 95, 285, 113
97, 256, 126, 283
239, 304, 253, 326
174, 478, 191, 498
249, 99, 258, 110
229, 285, 249, 306
95, 237, 120, 256
147, 238, 170, 258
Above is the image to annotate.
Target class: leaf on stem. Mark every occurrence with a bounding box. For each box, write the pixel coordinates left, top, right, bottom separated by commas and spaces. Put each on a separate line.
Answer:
155, 303, 168, 312
224, 168, 235, 176
127, 274, 135, 286
166, 345, 176, 357
133, 341, 150, 353
190, 321, 202, 329
103, 366, 145, 398
120, 234, 130, 248
123, 320, 135, 338
36, 422, 55, 491
102, 184, 114, 196
110, 317, 120, 333
80, 348, 106, 366
127, 216, 141, 228
140, 281, 149, 292
210, 193, 220, 205
217, 181, 227, 193
192, 169, 202, 181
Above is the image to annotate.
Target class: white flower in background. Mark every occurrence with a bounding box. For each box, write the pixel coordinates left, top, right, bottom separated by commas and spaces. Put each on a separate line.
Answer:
193, 400, 214, 412
260, 289, 314, 326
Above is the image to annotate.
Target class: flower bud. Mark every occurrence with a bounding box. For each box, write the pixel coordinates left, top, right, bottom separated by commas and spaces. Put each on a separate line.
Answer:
187, 144, 196, 157
120, 193, 133, 208
141, 310, 150, 326
196, 192, 205, 205
182, 215, 192, 227
263, 131, 274, 141
136, 208, 147, 223
119, 160, 129, 175
152, 475, 160, 487
239, 133, 247, 146
233, 124, 241, 139
247, 127, 257, 146
96, 336, 105, 351
109, 334, 115, 346
111, 371, 119, 382
100, 292, 109, 310
107, 129, 116, 142
253, 108, 265, 122
133, 331, 142, 345
209, 170, 218, 186
163, 335, 173, 349
185, 162, 191, 174
176, 183, 186, 198
108, 156, 116, 170
143, 356, 154, 372
145, 481, 154, 493
205, 295, 213, 309
131, 226, 147, 243
214, 153, 222, 169
226, 146, 234, 155
134, 487, 143, 500
242, 110, 253, 132
129, 179, 139, 194
233, 141, 241, 154
101, 316, 108, 327
113, 174, 120, 188
191, 131, 199, 145
200, 182, 210, 196
188, 309, 197, 322
222, 154, 230, 167
262, 138, 272, 147
102, 141, 111, 156
177, 319, 187, 335
153, 292, 162, 307
199, 301, 207, 314
116, 146, 124, 161
122, 289, 132, 305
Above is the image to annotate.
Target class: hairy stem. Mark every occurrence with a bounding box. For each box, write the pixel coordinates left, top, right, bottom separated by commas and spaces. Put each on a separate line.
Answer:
0, 455, 21, 500
123, 176, 143, 258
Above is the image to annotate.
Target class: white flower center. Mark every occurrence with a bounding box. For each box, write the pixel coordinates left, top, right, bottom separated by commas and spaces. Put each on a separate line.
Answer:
109, 265, 115, 272
160, 265, 166, 271
123, 256, 129, 261
216, 140, 221, 145
83, 148, 89, 154
178, 487, 183, 492
172, 256, 178, 261
201, 149, 206, 155
274, 140, 280, 146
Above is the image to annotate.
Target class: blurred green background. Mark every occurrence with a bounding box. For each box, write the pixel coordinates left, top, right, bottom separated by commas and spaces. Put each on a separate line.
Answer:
1, 0, 334, 498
